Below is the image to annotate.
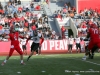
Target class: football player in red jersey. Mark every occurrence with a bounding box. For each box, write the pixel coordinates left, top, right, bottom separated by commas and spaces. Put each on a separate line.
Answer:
88, 24, 99, 49
82, 24, 100, 60
1, 27, 25, 66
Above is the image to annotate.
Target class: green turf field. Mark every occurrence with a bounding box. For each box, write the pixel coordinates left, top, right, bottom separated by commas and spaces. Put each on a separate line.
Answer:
0, 53, 100, 75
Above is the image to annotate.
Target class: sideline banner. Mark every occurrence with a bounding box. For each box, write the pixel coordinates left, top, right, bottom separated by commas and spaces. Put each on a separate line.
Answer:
0, 40, 85, 55
41, 40, 76, 51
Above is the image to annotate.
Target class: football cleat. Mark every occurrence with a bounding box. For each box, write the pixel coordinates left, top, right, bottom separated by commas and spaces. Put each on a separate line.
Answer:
20, 62, 26, 65
82, 57, 86, 60
1, 62, 6, 66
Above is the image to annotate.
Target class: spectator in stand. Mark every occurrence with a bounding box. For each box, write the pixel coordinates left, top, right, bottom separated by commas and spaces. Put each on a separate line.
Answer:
72, 6, 76, 13
45, 29, 49, 39
23, 6, 26, 12
30, 1, 34, 11
46, 0, 50, 9
17, 0, 21, 5
18, 6, 23, 13
64, 3, 68, 10
44, 15, 48, 25
37, 12, 42, 19
25, 4, 30, 12
39, 17, 43, 24
0, 2, 4, 15
24, 20, 29, 28
0, 2, 3, 10
35, 5, 41, 11
57, 13, 62, 19
51, 30, 56, 39
0, 24, 3, 30
53, 11, 57, 18
15, 0, 18, 4
62, 7, 67, 14
81, 23, 87, 36
31, 24, 36, 31
74, 19, 80, 28
61, 26, 66, 39
12, 6, 17, 14
38, 21, 43, 29
19, 26, 24, 34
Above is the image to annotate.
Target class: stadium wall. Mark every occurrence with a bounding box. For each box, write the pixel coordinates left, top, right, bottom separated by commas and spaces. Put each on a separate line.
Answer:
77, 0, 100, 13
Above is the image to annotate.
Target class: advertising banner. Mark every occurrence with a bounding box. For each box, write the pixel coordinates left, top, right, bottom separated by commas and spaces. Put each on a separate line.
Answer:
0, 40, 85, 55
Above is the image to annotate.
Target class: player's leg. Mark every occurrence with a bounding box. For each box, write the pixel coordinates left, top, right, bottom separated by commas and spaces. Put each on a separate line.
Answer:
91, 45, 98, 59
27, 50, 34, 61
82, 45, 89, 60
79, 43, 81, 53
90, 40, 100, 59
76, 43, 78, 53
67, 44, 70, 53
70, 44, 73, 53
1, 48, 14, 66
15, 46, 25, 65
23, 45, 27, 55
27, 43, 39, 61
68, 44, 72, 53
82, 44, 92, 60
87, 41, 94, 57
27, 42, 35, 61
22, 45, 24, 54
38, 45, 41, 55
36, 48, 38, 55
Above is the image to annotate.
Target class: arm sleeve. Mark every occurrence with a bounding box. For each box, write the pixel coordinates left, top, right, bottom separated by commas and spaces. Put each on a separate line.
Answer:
25, 36, 32, 45
19, 36, 24, 39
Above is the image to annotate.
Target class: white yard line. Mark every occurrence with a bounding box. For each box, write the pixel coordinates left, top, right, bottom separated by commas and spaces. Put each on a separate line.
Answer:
84, 60, 100, 66
73, 58, 100, 66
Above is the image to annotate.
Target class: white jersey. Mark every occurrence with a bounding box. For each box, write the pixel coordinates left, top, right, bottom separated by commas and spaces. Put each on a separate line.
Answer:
32, 33, 41, 43
75, 37, 80, 43
21, 38, 27, 45
68, 38, 74, 44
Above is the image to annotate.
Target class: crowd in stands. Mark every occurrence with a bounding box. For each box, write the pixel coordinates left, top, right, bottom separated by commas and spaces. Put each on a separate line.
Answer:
53, 1, 76, 19
1, 0, 100, 41
0, 0, 60, 41
52, 0, 100, 40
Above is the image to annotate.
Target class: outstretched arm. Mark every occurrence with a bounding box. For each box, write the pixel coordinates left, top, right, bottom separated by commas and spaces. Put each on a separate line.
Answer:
19, 35, 25, 39
25, 36, 32, 45
39, 34, 44, 45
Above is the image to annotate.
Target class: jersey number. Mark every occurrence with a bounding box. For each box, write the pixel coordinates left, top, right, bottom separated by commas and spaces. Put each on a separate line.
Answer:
93, 29, 98, 34
14, 35, 17, 40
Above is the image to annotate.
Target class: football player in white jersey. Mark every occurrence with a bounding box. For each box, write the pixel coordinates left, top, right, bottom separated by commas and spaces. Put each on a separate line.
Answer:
27, 30, 44, 61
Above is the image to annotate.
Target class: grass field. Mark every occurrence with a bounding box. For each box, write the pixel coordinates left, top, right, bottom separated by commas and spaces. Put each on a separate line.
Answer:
0, 53, 100, 75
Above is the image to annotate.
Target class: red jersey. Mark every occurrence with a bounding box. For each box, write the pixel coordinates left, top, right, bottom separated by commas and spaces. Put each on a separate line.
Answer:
88, 28, 99, 40
9, 32, 19, 46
